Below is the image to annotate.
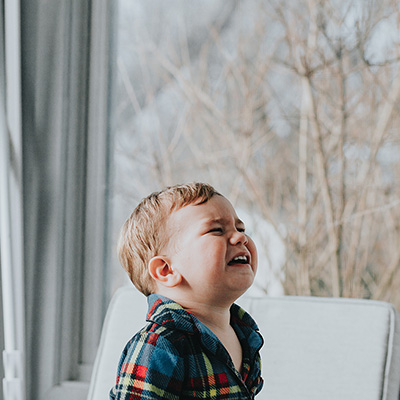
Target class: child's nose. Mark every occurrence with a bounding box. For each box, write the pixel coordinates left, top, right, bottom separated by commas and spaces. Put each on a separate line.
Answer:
230, 230, 248, 246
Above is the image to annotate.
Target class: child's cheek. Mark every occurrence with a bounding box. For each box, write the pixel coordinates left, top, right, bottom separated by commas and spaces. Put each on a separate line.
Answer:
247, 236, 258, 271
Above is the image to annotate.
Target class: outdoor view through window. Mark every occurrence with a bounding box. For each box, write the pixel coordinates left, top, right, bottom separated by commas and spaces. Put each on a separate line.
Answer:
110, 0, 400, 309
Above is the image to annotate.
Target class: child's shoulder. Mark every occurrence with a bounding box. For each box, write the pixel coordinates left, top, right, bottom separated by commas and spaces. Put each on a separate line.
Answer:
117, 294, 202, 365
115, 320, 193, 381
123, 321, 190, 358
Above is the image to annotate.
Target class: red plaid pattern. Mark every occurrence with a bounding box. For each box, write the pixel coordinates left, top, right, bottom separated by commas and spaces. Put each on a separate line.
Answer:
110, 294, 264, 399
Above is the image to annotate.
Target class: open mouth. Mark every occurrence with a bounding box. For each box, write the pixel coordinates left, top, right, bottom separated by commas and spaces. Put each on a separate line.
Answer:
228, 255, 249, 265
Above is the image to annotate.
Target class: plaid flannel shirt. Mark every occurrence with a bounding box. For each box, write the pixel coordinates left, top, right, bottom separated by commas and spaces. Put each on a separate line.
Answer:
110, 294, 264, 399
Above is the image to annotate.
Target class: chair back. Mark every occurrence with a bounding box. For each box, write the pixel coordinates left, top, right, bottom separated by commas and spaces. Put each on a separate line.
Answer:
88, 286, 400, 400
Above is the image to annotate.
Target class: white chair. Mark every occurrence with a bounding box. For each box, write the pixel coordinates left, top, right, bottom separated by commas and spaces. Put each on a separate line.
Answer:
88, 286, 400, 400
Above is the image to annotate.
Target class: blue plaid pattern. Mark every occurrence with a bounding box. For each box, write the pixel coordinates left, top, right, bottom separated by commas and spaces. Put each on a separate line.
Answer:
110, 294, 264, 399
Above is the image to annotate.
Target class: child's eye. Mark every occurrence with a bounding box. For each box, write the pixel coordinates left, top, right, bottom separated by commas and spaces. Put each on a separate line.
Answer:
208, 227, 223, 233
237, 227, 245, 233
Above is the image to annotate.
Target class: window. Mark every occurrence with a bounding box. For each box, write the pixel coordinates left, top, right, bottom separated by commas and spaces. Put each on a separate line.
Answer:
111, 0, 400, 305
110, 0, 286, 298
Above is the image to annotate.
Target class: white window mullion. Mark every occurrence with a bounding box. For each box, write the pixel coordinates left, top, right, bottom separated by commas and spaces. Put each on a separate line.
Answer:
1, 1, 25, 400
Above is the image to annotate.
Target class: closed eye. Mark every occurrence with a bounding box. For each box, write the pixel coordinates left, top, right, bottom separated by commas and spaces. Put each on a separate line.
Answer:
208, 227, 223, 233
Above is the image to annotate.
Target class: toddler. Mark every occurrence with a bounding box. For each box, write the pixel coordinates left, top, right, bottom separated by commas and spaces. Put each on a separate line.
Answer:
110, 182, 264, 399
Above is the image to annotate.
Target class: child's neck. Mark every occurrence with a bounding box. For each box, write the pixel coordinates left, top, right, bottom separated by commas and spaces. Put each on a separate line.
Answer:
183, 299, 231, 331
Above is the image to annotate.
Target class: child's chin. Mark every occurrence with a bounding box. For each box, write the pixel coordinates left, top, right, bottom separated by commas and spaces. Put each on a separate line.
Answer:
232, 278, 255, 293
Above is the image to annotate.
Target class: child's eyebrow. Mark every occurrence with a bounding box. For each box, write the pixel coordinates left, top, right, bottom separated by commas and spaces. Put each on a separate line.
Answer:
202, 217, 245, 226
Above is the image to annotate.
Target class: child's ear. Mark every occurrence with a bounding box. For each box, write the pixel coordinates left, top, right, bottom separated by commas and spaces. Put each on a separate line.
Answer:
148, 256, 182, 287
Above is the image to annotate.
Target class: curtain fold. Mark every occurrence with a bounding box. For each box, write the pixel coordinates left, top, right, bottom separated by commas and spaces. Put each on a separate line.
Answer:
21, 2, 71, 397
20, 0, 113, 398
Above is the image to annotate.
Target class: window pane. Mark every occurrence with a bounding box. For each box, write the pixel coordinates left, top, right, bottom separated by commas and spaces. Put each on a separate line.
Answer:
111, 0, 400, 307
110, 0, 287, 298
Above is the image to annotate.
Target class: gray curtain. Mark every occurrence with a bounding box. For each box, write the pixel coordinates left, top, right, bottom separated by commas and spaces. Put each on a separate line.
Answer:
20, 1, 114, 399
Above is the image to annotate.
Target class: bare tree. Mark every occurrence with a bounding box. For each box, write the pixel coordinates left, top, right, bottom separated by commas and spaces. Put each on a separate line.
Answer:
114, 0, 400, 309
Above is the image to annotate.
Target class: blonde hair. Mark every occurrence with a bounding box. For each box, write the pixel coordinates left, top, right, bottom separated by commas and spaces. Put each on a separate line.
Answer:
118, 182, 221, 296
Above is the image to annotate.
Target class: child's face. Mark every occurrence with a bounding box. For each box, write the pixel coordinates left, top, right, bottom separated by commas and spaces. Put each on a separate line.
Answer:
163, 195, 258, 305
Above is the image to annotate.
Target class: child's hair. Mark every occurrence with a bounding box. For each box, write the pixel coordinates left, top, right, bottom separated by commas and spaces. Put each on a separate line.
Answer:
118, 182, 221, 296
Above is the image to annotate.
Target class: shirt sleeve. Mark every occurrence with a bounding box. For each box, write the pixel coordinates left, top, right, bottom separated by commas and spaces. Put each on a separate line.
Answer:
110, 330, 185, 400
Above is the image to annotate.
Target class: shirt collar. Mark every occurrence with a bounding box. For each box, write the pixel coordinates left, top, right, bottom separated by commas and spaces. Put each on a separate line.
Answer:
146, 294, 263, 392
146, 294, 198, 334
146, 294, 263, 352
